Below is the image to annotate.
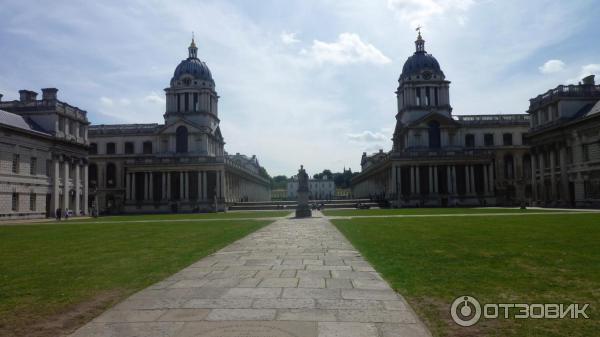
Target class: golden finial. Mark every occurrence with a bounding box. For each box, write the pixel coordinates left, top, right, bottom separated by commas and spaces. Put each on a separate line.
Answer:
190, 31, 196, 48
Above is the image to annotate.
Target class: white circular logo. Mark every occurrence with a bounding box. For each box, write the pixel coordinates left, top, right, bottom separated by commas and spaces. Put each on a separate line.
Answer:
451, 295, 481, 327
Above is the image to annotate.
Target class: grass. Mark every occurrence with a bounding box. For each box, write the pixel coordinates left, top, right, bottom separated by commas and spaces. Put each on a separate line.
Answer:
332, 213, 600, 337
322, 207, 579, 217
0, 217, 272, 337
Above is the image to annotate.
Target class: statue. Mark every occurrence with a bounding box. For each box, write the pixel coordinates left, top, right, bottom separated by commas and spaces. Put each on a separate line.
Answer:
295, 165, 312, 218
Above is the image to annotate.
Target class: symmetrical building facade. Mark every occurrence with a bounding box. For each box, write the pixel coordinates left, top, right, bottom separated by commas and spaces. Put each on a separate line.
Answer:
88, 39, 270, 214
352, 33, 532, 206
287, 175, 335, 200
527, 75, 600, 207
0, 89, 89, 219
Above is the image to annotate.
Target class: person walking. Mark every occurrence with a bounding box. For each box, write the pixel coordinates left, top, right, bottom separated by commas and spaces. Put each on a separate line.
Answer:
56, 208, 62, 221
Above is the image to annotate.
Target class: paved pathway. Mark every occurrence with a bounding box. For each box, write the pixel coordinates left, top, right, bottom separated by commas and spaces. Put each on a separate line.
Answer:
70, 216, 431, 337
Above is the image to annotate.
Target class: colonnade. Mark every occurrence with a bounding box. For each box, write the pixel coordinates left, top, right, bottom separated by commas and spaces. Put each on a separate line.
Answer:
125, 169, 224, 202
530, 144, 572, 204
51, 155, 88, 216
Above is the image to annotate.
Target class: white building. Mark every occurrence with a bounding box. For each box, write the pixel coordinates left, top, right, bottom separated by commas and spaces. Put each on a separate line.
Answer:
0, 89, 90, 219
287, 176, 335, 200
88, 39, 271, 214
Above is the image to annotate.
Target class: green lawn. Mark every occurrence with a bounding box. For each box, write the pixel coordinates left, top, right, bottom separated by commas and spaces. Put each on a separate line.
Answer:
332, 213, 600, 337
323, 207, 579, 217
0, 218, 272, 337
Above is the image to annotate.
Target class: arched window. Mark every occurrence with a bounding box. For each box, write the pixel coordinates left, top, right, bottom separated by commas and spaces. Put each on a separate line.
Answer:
428, 121, 441, 149
106, 142, 116, 154
465, 134, 475, 148
143, 141, 153, 154
176, 126, 188, 153
90, 143, 97, 155
124, 142, 134, 154
106, 163, 117, 188
89, 163, 98, 188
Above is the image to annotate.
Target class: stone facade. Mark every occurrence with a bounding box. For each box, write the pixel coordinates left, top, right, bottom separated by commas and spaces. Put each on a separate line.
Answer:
88, 39, 270, 214
287, 175, 336, 200
351, 33, 531, 207
0, 89, 89, 219
526, 75, 600, 208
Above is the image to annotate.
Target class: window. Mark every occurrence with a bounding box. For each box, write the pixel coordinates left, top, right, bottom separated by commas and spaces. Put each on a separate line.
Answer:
69, 120, 75, 135
106, 163, 117, 188
58, 117, 65, 131
46, 159, 51, 176
30, 157, 37, 175
415, 88, 421, 106
29, 193, 36, 211
425, 87, 431, 106
106, 142, 116, 154
89, 164, 98, 188
484, 134, 494, 146
567, 147, 573, 164
503, 133, 513, 146
12, 193, 18, 211
90, 143, 97, 155
12, 154, 20, 174
428, 121, 441, 149
465, 134, 475, 147
176, 126, 188, 153
583, 144, 590, 161
79, 126, 84, 138
124, 142, 135, 154
504, 154, 515, 179
143, 141, 153, 154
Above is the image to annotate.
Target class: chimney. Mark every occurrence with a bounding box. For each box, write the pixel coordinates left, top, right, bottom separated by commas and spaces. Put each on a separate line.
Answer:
42, 88, 58, 101
582, 75, 595, 86
0, 93, 3, 102
19, 90, 38, 102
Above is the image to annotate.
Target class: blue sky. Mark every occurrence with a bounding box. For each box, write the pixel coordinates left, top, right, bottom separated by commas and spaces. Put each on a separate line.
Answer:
1, 0, 599, 176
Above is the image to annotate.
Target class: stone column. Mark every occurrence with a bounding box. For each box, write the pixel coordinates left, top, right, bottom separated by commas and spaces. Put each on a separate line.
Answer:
179, 172, 184, 200
428, 166, 434, 194
483, 164, 489, 195
410, 166, 415, 194
166, 172, 171, 200
52, 157, 60, 216
83, 164, 88, 215
447, 166, 453, 194
549, 148, 556, 201
162, 172, 167, 200
397, 166, 402, 197
391, 164, 397, 197
559, 146, 569, 205
63, 159, 70, 210
197, 171, 202, 200
75, 162, 81, 215
216, 170, 222, 198
465, 165, 471, 195
433, 166, 438, 194
202, 171, 207, 200
531, 152, 538, 202
184, 172, 190, 201
539, 152, 546, 202
149, 172, 154, 202
415, 166, 421, 194
452, 166, 457, 194
125, 172, 131, 201
144, 173, 149, 201
131, 172, 136, 201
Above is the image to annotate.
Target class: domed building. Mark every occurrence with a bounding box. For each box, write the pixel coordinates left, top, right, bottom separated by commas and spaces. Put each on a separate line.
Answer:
87, 38, 271, 214
352, 32, 532, 207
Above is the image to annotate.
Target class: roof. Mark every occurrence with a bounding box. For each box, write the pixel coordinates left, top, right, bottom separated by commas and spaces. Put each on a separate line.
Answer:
0, 109, 51, 136
89, 123, 160, 135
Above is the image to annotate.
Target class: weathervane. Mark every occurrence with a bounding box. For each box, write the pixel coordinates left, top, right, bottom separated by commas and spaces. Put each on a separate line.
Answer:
416, 25, 422, 37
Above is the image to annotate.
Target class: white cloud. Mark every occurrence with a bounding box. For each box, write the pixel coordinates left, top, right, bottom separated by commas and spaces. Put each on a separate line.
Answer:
144, 92, 166, 104
347, 130, 388, 143
567, 63, 600, 84
539, 59, 565, 74
280, 31, 300, 45
387, 0, 474, 27
308, 33, 391, 65
99, 96, 113, 107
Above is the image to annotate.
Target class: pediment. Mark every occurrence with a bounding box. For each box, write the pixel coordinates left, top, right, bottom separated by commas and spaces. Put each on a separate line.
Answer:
157, 117, 207, 135
408, 111, 459, 128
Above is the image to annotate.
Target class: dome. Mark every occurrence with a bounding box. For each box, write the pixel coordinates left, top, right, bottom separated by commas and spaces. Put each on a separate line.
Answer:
170, 38, 214, 85
399, 33, 445, 81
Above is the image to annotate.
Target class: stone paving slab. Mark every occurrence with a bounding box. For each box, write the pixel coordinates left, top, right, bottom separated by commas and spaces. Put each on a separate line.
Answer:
70, 216, 432, 337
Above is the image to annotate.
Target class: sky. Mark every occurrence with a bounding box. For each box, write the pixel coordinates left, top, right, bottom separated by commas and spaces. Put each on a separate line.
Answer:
1, 0, 599, 176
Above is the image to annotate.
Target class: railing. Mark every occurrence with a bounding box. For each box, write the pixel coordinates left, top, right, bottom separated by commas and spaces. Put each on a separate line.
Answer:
454, 114, 530, 124
529, 84, 600, 110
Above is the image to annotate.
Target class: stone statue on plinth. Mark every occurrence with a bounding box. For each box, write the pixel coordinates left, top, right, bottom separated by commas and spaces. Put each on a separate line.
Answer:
295, 165, 312, 218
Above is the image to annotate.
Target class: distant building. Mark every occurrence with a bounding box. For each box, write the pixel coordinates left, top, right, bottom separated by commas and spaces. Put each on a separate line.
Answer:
0, 89, 89, 219
526, 75, 600, 207
88, 39, 270, 214
287, 175, 335, 200
352, 32, 530, 206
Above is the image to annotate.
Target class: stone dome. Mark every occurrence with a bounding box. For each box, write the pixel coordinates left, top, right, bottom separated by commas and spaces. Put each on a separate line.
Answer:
399, 33, 445, 81
170, 39, 214, 86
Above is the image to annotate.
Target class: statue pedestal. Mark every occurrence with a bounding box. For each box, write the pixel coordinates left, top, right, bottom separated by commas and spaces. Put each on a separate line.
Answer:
295, 190, 312, 218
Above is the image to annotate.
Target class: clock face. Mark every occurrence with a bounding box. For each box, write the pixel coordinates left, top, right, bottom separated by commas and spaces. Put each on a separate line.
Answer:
422, 71, 432, 80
